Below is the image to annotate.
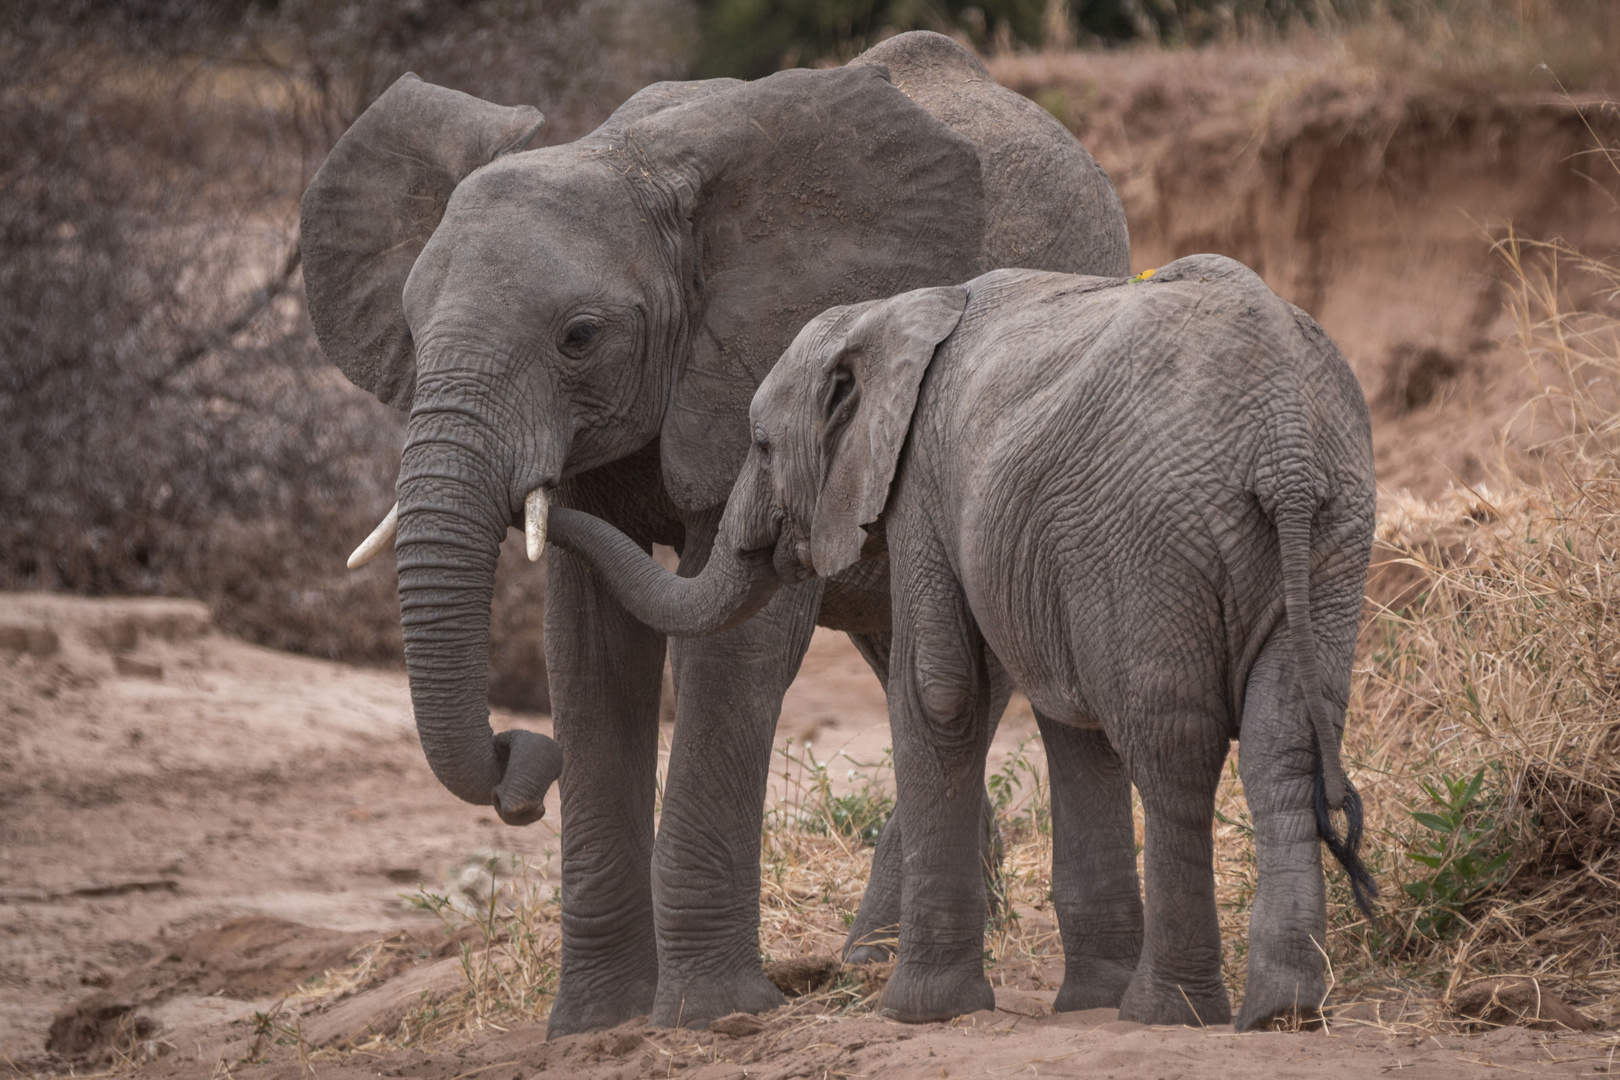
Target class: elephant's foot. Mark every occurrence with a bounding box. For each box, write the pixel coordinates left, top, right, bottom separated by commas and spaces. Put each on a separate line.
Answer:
879, 961, 994, 1023
1053, 954, 1138, 1012
648, 968, 785, 1030
1234, 969, 1326, 1032
547, 973, 657, 1038
1117, 970, 1231, 1027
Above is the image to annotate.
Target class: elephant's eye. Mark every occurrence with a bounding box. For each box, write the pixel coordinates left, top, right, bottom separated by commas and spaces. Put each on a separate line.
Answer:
753, 426, 770, 454
560, 319, 600, 356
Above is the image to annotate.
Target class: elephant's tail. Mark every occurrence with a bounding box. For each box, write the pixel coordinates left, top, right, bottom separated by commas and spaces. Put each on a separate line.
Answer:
1276, 489, 1379, 919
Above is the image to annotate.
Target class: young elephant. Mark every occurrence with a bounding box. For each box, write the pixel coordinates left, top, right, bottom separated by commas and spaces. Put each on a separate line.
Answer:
547, 254, 1378, 1031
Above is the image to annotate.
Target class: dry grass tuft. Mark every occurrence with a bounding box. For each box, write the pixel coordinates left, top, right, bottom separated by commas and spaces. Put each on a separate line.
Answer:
388, 863, 562, 1046
1339, 0, 1620, 93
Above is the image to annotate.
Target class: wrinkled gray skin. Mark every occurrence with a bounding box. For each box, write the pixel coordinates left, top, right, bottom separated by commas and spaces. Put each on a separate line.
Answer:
298, 33, 1130, 1035
547, 255, 1376, 1031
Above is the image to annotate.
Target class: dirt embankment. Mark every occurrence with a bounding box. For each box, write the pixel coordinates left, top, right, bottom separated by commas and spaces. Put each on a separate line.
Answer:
993, 44, 1620, 497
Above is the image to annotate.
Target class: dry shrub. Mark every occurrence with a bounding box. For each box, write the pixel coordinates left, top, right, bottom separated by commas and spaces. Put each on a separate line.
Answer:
287, 857, 563, 1054
758, 740, 891, 973
750, 737, 1066, 1009
1315, 232, 1620, 1011
390, 860, 563, 1046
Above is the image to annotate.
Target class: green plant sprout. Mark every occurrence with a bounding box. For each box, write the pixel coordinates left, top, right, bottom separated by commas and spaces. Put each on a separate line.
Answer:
1402, 766, 1512, 940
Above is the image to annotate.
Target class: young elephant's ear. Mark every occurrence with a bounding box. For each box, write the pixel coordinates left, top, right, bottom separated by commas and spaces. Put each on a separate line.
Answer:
300, 75, 543, 411
809, 286, 969, 577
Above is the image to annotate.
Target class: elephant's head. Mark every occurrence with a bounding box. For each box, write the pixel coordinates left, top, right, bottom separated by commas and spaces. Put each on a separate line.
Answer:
300, 69, 986, 821
545, 285, 969, 637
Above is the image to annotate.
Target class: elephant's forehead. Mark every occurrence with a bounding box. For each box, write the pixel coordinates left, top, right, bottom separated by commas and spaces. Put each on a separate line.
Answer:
428, 155, 647, 278
447, 149, 630, 218
755, 308, 858, 415
750, 366, 804, 424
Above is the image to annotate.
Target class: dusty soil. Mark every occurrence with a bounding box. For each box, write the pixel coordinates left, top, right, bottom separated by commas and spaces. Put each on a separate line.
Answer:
0, 592, 1035, 1057
0, 593, 551, 1055
4, 593, 1616, 1079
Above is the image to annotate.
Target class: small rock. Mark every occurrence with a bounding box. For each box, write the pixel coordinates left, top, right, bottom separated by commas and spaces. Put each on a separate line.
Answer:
79, 964, 114, 988
709, 1012, 766, 1037
0, 624, 59, 656
114, 655, 163, 680
1451, 976, 1600, 1032
94, 619, 140, 652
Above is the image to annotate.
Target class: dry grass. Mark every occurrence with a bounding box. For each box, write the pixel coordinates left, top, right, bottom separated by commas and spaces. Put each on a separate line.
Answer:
1318, 231, 1620, 1017
390, 865, 563, 1046
1338, 0, 1620, 93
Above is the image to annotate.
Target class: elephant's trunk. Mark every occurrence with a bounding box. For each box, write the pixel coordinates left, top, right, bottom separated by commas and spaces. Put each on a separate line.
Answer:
395, 431, 560, 826
547, 502, 780, 637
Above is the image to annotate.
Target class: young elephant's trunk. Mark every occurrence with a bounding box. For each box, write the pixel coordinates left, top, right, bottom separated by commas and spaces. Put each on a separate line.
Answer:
547, 507, 780, 636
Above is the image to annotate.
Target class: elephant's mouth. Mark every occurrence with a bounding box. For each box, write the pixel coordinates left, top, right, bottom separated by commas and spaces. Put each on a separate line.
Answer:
774, 530, 815, 584
348, 485, 553, 570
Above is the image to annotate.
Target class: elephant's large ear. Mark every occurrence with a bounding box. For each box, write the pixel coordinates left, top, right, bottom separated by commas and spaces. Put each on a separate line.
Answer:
809, 286, 968, 577
300, 75, 543, 411
632, 65, 986, 511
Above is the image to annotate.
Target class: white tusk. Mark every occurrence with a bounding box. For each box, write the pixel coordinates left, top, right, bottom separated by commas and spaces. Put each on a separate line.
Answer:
347, 503, 399, 570
525, 488, 548, 562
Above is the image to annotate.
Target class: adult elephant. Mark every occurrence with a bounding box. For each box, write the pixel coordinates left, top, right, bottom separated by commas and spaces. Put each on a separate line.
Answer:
300, 32, 1129, 1035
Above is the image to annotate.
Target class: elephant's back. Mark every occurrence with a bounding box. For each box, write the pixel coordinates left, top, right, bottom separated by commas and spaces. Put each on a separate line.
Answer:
850, 33, 1130, 278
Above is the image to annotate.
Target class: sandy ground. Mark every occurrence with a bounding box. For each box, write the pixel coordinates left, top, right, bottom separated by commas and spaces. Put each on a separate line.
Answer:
3, 591, 1616, 1078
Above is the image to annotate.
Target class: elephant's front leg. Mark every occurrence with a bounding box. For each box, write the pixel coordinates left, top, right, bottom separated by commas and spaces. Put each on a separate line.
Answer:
649, 556, 822, 1028
1037, 712, 1144, 1010
546, 548, 666, 1038
878, 568, 996, 1022
842, 629, 1009, 965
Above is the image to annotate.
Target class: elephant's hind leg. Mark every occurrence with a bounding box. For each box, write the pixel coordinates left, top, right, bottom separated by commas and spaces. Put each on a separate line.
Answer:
1233, 634, 1329, 1032
1037, 714, 1143, 1011
1116, 706, 1233, 1027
